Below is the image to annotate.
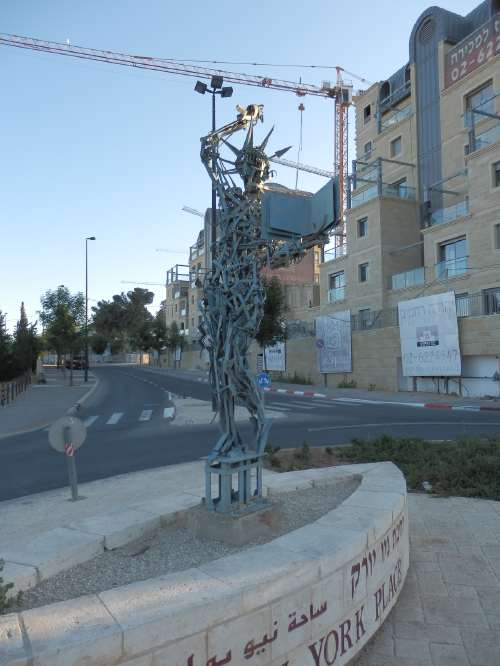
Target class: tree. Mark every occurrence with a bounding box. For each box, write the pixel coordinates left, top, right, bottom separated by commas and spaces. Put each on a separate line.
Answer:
165, 322, 184, 366
0, 311, 14, 381
89, 334, 108, 356
40, 286, 85, 376
92, 288, 155, 355
12, 302, 39, 375
150, 310, 168, 364
255, 276, 288, 348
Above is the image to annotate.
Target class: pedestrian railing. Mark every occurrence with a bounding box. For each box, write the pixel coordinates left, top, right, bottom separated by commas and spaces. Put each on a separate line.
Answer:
0, 372, 32, 407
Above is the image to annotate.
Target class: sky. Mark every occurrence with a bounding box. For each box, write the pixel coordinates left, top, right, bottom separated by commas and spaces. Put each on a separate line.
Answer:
1, 0, 479, 332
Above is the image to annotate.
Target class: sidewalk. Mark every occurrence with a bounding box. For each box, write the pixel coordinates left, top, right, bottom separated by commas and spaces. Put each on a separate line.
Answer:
0, 368, 99, 440
141, 366, 500, 412
1, 460, 499, 664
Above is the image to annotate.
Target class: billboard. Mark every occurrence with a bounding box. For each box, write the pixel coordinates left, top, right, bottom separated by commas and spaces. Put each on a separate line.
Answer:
315, 311, 352, 373
398, 292, 461, 377
444, 15, 500, 89
264, 341, 286, 372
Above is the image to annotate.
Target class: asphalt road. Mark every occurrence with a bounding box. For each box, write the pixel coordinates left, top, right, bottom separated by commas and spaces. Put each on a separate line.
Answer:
0, 365, 499, 501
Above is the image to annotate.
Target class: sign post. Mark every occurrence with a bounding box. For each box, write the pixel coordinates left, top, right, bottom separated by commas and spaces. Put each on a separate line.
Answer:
257, 371, 271, 412
49, 416, 87, 501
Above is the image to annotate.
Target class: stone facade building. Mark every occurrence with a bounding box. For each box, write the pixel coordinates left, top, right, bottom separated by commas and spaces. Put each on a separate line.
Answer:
319, 0, 500, 396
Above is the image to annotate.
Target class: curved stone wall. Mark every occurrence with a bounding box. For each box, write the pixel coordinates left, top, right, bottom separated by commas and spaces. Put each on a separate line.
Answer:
0, 462, 409, 666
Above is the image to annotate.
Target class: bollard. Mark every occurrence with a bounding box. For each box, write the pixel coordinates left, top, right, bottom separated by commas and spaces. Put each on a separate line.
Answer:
63, 425, 80, 501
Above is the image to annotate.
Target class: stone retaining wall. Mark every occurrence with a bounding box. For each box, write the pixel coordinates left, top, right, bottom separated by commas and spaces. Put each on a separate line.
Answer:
0, 463, 409, 666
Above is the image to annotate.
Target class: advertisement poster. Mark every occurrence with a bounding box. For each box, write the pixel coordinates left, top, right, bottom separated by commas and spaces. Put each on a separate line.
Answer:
264, 341, 286, 371
315, 311, 352, 373
398, 292, 461, 376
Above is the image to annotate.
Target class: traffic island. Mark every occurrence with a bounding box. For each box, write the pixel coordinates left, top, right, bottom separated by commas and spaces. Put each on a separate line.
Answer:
0, 462, 409, 665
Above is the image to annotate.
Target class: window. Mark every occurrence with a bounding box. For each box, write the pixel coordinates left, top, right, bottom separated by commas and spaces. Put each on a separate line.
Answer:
390, 136, 402, 157
363, 141, 372, 157
493, 161, 500, 188
175, 304, 178, 313
191, 295, 195, 304
391, 178, 407, 197
358, 217, 368, 238
437, 237, 467, 279
363, 104, 371, 123
191, 317, 194, 327
495, 224, 500, 249
465, 81, 493, 127
359, 263, 369, 282
328, 271, 345, 302
483, 287, 500, 315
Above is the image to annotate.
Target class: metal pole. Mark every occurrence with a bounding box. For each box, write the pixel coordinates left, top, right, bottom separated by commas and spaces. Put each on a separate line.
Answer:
63, 425, 79, 501
84, 238, 89, 383
211, 90, 217, 264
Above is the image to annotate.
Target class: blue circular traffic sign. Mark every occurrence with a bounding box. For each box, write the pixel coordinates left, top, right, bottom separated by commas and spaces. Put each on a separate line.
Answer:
257, 372, 271, 387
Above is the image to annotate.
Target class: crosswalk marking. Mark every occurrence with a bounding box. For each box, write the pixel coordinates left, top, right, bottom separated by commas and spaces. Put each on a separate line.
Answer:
106, 412, 123, 425
163, 407, 175, 419
83, 415, 99, 427
139, 409, 153, 421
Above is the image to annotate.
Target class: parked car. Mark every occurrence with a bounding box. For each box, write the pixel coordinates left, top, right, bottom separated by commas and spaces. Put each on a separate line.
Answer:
64, 356, 87, 370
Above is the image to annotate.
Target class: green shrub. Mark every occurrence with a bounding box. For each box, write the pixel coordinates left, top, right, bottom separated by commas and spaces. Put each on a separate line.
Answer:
337, 434, 500, 500
0, 559, 14, 614
338, 378, 357, 388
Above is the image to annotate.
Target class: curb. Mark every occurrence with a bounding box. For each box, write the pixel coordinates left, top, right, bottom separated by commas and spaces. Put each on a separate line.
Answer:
66, 374, 101, 416
0, 376, 100, 441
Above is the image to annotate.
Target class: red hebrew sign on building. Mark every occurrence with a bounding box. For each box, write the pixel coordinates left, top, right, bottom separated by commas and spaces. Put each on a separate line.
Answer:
444, 15, 500, 89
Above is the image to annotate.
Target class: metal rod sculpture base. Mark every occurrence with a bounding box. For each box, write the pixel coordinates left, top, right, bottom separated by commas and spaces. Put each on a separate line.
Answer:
204, 453, 263, 515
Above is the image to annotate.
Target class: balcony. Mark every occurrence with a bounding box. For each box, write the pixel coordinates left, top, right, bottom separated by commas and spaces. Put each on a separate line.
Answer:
351, 185, 378, 208
380, 104, 412, 132
429, 199, 469, 226
436, 257, 468, 280
328, 286, 346, 303
325, 244, 347, 260
469, 123, 500, 153
390, 266, 425, 290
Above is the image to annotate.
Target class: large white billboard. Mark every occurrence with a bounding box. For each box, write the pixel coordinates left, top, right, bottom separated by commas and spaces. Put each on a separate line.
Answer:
316, 311, 352, 373
398, 292, 461, 377
264, 341, 286, 371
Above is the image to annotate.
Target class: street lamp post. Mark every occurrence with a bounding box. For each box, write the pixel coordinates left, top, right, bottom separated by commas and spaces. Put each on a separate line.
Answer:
194, 76, 233, 265
85, 236, 96, 382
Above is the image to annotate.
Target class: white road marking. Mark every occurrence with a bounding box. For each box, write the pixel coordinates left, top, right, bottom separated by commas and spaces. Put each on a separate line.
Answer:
139, 409, 153, 421
307, 421, 498, 432
83, 415, 99, 427
106, 412, 123, 425
163, 407, 175, 419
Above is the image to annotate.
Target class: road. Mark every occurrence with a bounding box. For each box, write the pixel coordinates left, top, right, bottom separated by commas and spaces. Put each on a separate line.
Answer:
1, 365, 499, 501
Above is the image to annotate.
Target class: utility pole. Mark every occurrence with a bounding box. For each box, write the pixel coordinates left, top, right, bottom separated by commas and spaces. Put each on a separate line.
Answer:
84, 236, 96, 382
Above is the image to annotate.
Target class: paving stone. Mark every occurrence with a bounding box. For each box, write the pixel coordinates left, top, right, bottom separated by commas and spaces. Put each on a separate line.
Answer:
1, 561, 37, 595
429, 642, 471, 666
482, 545, 500, 580
421, 594, 489, 628
393, 620, 462, 644
0, 527, 104, 581
446, 584, 479, 599
475, 587, 500, 613
21, 594, 122, 666
394, 637, 431, 660
416, 571, 448, 596
439, 552, 499, 587
414, 560, 442, 573
131, 493, 201, 526
69, 508, 161, 549
0, 614, 28, 666
485, 614, 500, 629
367, 622, 394, 656
461, 627, 500, 666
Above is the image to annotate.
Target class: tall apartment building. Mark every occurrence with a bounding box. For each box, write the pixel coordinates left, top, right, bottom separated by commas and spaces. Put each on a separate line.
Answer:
320, 0, 500, 395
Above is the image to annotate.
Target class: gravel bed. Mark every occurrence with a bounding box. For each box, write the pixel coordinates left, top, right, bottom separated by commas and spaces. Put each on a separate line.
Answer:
10, 477, 359, 612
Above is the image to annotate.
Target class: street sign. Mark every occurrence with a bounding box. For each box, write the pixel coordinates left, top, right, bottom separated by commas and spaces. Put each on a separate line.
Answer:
257, 372, 271, 388
49, 416, 87, 453
48, 416, 86, 501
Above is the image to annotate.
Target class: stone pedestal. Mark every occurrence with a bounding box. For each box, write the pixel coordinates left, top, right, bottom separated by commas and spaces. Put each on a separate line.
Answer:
187, 499, 282, 546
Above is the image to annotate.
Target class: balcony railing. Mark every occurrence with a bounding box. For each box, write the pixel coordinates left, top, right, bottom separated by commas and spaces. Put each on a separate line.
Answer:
351, 185, 378, 208
470, 123, 500, 153
325, 244, 347, 260
381, 183, 416, 200
328, 286, 346, 303
430, 199, 469, 226
391, 266, 425, 290
436, 257, 468, 280
380, 104, 412, 132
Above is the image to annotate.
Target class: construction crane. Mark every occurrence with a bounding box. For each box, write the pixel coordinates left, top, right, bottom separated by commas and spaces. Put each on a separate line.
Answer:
0, 32, 356, 227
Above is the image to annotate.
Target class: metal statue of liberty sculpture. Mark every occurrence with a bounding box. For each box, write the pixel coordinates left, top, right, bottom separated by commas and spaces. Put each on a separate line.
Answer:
199, 104, 338, 513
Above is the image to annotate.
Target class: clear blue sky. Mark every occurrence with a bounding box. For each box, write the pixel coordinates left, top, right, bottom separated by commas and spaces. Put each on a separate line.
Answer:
1, 0, 478, 331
